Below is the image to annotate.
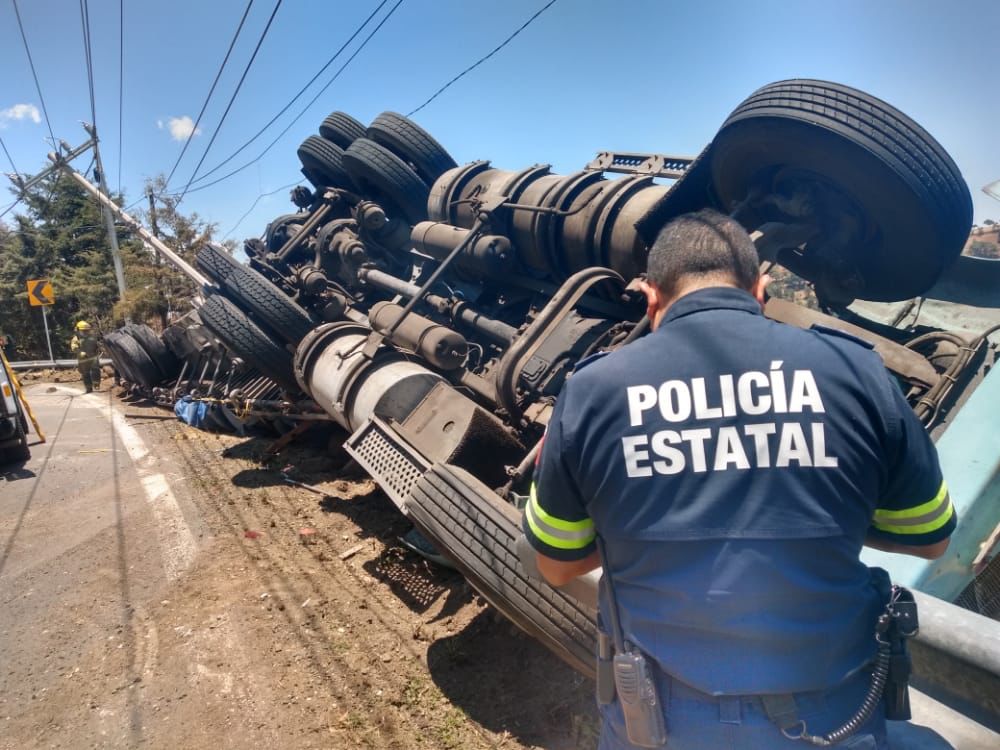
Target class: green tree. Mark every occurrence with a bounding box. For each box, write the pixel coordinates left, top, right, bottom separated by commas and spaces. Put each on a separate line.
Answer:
117, 175, 229, 328
0, 171, 225, 359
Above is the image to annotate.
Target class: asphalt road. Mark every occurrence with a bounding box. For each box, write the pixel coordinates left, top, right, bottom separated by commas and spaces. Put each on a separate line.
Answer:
0, 384, 206, 748
2, 383, 996, 750
0, 384, 601, 750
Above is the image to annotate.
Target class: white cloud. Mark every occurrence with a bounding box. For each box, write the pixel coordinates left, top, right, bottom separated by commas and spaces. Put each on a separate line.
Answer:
0, 103, 41, 127
167, 115, 201, 141
156, 119, 164, 129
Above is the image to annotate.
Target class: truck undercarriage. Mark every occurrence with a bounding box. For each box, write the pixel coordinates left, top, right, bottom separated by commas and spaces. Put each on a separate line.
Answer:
96, 79, 1000, 729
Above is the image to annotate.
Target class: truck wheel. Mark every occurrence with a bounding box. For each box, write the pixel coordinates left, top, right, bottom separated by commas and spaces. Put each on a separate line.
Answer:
406, 463, 597, 678
102, 332, 141, 385
710, 79, 973, 302
319, 111, 367, 149
343, 137, 430, 225
264, 213, 306, 252
124, 323, 181, 381
112, 331, 163, 387
0, 421, 30, 464
198, 294, 299, 393
196, 244, 244, 285
367, 112, 457, 186
222, 265, 316, 346
297, 135, 355, 190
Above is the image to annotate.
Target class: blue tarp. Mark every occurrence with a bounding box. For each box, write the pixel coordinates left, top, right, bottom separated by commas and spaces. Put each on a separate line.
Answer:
174, 396, 245, 435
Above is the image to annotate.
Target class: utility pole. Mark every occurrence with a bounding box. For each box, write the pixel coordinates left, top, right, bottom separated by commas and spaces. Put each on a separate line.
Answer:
83, 122, 127, 301
146, 188, 161, 250
7, 130, 210, 290
147, 187, 170, 325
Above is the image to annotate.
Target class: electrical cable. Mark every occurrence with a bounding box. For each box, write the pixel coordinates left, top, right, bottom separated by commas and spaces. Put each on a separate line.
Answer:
79, 0, 98, 128
223, 178, 304, 240
163, 0, 255, 188
0, 201, 22, 222
117, 0, 124, 194
407, 0, 559, 117
0, 134, 19, 175
175, 0, 284, 203
121, 195, 146, 214
174, 0, 404, 198
190, 0, 390, 186
10, 0, 58, 147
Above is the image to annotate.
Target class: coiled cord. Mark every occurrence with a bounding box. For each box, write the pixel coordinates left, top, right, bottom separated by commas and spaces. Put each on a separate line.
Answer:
786, 641, 891, 746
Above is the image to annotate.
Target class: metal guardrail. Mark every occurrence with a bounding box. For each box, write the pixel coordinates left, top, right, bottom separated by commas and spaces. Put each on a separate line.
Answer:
911, 589, 1000, 731
8, 358, 114, 371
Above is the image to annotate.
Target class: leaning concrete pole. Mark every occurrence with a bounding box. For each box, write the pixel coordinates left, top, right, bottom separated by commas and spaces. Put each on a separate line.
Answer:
57, 162, 210, 287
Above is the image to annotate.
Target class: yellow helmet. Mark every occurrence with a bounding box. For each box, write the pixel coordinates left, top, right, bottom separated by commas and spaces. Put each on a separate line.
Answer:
75, 320, 91, 331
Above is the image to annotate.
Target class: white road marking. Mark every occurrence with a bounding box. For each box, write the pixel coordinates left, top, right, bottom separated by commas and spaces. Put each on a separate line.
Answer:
102, 400, 197, 581
43, 386, 199, 581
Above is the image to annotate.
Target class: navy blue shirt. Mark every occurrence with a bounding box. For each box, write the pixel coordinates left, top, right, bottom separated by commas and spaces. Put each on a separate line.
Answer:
523, 287, 954, 695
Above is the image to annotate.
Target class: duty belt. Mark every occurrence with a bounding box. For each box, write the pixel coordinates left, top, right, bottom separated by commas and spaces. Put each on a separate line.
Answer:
763, 584, 919, 746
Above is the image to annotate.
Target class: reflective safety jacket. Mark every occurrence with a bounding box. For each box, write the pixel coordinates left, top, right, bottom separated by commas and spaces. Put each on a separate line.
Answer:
71, 333, 100, 360
523, 287, 955, 695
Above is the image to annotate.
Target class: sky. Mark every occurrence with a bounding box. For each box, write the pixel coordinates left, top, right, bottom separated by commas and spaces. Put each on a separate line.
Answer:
1, 0, 998, 245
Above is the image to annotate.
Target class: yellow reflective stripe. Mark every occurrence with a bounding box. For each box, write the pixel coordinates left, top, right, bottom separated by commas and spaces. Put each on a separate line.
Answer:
875, 481, 948, 521
529, 484, 594, 533
873, 496, 954, 535
524, 483, 595, 551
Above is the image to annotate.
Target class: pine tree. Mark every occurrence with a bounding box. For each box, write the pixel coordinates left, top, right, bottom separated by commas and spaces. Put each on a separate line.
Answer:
0, 171, 227, 359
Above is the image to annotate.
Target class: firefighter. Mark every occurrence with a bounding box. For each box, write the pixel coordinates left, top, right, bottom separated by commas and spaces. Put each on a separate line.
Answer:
70, 320, 101, 393
522, 209, 955, 749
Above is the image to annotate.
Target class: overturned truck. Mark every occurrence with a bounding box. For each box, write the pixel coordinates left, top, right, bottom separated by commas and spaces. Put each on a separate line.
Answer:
107, 80, 1000, 713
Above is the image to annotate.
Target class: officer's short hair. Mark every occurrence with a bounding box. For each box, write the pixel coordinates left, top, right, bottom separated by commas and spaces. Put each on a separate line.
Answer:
646, 209, 759, 296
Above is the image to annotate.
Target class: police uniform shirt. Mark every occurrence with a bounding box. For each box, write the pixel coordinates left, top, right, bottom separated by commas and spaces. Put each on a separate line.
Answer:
523, 287, 955, 696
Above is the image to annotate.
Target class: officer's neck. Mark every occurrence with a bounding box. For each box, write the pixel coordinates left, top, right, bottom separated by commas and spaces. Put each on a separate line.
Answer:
651, 280, 742, 330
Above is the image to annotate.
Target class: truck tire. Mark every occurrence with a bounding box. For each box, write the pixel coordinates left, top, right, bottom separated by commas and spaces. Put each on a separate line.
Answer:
102, 332, 141, 385
0, 420, 30, 464
406, 464, 597, 678
222, 264, 316, 346
109, 331, 162, 387
264, 213, 306, 252
297, 135, 355, 190
319, 111, 367, 149
343, 137, 430, 225
710, 79, 973, 302
367, 112, 457, 186
198, 294, 298, 393
196, 244, 244, 285
124, 323, 181, 381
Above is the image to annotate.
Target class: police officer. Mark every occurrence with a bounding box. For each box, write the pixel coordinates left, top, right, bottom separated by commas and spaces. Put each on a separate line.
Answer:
522, 209, 955, 749
70, 320, 101, 393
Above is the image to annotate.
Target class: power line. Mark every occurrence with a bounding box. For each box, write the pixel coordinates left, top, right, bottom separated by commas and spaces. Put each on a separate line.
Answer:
0, 134, 19, 175
10, 0, 57, 147
223, 178, 303, 240
176, 0, 405, 198
0, 201, 22, 222
191, 0, 390, 186
175, 0, 284, 203
163, 0, 255, 188
79, 0, 98, 128
117, 0, 124, 194
407, 0, 558, 117
122, 195, 146, 214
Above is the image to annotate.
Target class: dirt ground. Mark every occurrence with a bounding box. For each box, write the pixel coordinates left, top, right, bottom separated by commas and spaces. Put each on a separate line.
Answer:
2, 384, 598, 749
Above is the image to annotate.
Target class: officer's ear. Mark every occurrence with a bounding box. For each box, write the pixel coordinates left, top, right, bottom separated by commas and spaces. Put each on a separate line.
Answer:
638, 279, 665, 328
750, 274, 771, 309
